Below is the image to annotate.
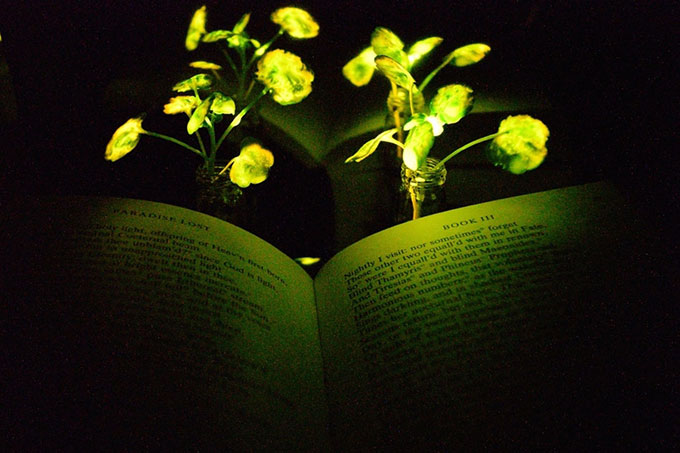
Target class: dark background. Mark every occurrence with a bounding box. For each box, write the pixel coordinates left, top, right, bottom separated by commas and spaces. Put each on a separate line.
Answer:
2, 1, 676, 239
1, 0, 677, 447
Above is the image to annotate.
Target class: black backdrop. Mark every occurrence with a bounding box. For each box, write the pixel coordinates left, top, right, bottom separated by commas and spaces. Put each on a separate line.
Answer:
1, 0, 677, 448
2, 0, 675, 207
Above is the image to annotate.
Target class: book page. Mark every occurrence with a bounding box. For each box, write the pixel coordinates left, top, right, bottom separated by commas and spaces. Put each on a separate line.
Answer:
7, 197, 327, 450
314, 182, 639, 449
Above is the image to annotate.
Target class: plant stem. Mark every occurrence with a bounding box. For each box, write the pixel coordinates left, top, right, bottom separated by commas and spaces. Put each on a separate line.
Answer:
207, 120, 217, 168
215, 88, 269, 152
217, 157, 236, 176
247, 29, 284, 68
243, 79, 256, 103
190, 88, 207, 160
410, 188, 420, 220
194, 130, 208, 163
235, 46, 249, 102
418, 57, 449, 93
192, 86, 201, 100
144, 131, 205, 158
211, 68, 223, 82
390, 81, 404, 159
221, 46, 240, 84
434, 131, 506, 170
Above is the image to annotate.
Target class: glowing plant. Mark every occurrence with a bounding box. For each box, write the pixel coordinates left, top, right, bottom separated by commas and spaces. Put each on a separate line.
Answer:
343, 27, 549, 219
105, 5, 318, 197
228, 142, 275, 188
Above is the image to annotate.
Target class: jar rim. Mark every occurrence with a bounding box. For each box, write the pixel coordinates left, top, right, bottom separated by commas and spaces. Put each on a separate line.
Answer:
401, 157, 447, 187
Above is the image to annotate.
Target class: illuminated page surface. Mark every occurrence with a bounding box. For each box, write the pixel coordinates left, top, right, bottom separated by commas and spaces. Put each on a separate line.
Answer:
22, 197, 327, 450
314, 182, 634, 448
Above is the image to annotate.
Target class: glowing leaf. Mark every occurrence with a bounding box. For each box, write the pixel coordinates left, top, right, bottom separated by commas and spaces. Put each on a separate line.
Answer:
375, 55, 415, 90
294, 257, 321, 266
202, 30, 231, 43
403, 121, 434, 170
371, 27, 404, 53
228, 34, 251, 49
256, 50, 314, 105
229, 109, 245, 128
430, 84, 474, 124
185, 6, 207, 51
346, 139, 380, 164
407, 37, 443, 66
230, 143, 274, 188
189, 61, 222, 70
105, 117, 146, 162
172, 74, 213, 92
271, 7, 319, 39
233, 13, 250, 34
253, 41, 271, 58
163, 96, 198, 115
345, 129, 399, 163
187, 97, 212, 134
446, 43, 491, 67
487, 115, 549, 174
210, 93, 235, 115
371, 27, 409, 68
342, 47, 377, 86
342, 47, 377, 87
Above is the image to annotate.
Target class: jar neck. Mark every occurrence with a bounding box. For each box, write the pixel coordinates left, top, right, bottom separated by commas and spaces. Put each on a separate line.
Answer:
401, 158, 447, 189
398, 157, 447, 222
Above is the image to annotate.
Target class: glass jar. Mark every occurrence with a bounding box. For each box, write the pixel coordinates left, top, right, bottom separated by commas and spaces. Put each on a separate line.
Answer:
194, 163, 247, 225
396, 157, 447, 223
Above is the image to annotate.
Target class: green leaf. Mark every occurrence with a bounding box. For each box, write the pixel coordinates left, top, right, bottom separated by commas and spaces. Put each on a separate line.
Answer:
163, 96, 198, 115
253, 40, 271, 58
229, 109, 246, 129
105, 117, 146, 162
210, 92, 235, 115
345, 129, 399, 163
430, 84, 474, 124
487, 115, 549, 174
375, 55, 415, 90
187, 96, 212, 134
344, 139, 381, 164
403, 122, 435, 170
371, 27, 404, 53
189, 61, 222, 70
172, 74, 213, 92
233, 13, 250, 34
446, 43, 491, 67
270, 7, 319, 39
202, 30, 232, 43
407, 37, 443, 66
185, 6, 207, 51
371, 27, 409, 68
229, 142, 274, 188
227, 33, 251, 49
256, 49, 314, 105
342, 47, 377, 86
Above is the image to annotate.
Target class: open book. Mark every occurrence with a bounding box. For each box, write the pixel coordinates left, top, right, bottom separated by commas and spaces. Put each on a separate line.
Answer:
5, 182, 645, 450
